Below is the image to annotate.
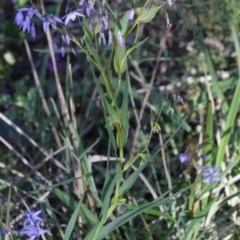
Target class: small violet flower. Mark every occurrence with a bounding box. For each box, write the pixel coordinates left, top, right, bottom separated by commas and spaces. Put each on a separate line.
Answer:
30, 23, 36, 39
129, 9, 135, 20
117, 30, 125, 47
62, 11, 85, 25
15, 11, 24, 26
79, 0, 85, 6
65, 34, 71, 45
179, 153, 189, 164
19, 222, 47, 240
20, 16, 31, 33
19, 210, 47, 240
167, 0, 173, 7
199, 165, 221, 183
24, 210, 43, 227
108, 30, 112, 45
40, 14, 63, 33
61, 46, 65, 57
86, 0, 94, 17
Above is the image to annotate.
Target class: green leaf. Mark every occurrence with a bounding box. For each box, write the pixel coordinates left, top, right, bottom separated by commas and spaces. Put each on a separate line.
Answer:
83, 18, 94, 41
115, 10, 131, 35
136, 5, 163, 23
125, 204, 176, 223
119, 160, 149, 197
204, 101, 213, 163
114, 45, 127, 75
95, 191, 171, 240
215, 25, 240, 167
63, 193, 85, 240
53, 188, 98, 226
120, 80, 129, 145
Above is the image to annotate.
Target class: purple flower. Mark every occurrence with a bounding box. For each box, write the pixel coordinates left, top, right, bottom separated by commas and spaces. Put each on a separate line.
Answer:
86, 0, 94, 16
26, 8, 39, 19
31, 23, 36, 39
179, 153, 189, 164
61, 46, 65, 57
20, 15, 31, 33
102, 14, 108, 30
41, 14, 63, 32
167, 0, 173, 7
15, 11, 24, 25
17, 7, 41, 20
129, 9, 135, 20
108, 30, 112, 45
79, 0, 85, 6
24, 210, 43, 227
199, 166, 221, 183
62, 11, 85, 25
19, 222, 47, 240
12, 0, 17, 3
53, 43, 58, 51
42, 16, 50, 32
117, 30, 125, 47
65, 34, 71, 45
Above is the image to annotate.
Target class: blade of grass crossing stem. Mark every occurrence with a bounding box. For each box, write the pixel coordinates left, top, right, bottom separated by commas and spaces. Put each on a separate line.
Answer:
96, 192, 172, 240
53, 188, 98, 226
63, 191, 85, 240
215, 25, 240, 167
119, 161, 149, 197
204, 101, 213, 164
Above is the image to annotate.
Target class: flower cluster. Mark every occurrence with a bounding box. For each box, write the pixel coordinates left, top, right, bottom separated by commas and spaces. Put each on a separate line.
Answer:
198, 165, 221, 183
14, 7, 64, 38
13, 0, 131, 57
19, 210, 47, 240
179, 149, 221, 183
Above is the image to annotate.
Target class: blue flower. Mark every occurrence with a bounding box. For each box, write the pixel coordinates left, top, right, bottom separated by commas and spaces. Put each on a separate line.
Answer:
129, 9, 135, 20
62, 10, 85, 25
86, 0, 94, 17
108, 30, 112, 45
62, 34, 71, 45
117, 30, 125, 47
15, 11, 24, 25
61, 46, 65, 57
19, 210, 47, 240
31, 23, 36, 39
179, 153, 189, 164
24, 210, 43, 227
199, 165, 221, 183
19, 222, 47, 240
